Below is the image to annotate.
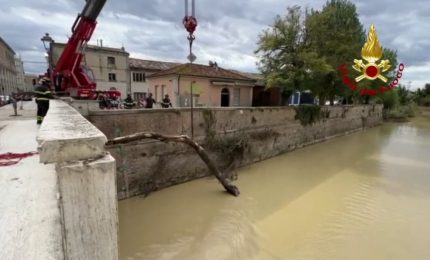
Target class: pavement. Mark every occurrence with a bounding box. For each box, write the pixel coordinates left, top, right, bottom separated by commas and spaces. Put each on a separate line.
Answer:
0, 101, 63, 260
0, 101, 38, 121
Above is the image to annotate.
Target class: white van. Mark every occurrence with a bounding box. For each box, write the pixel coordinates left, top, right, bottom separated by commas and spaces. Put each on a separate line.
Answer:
0, 95, 10, 106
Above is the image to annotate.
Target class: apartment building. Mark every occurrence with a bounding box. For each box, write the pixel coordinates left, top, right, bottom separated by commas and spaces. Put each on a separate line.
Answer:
0, 37, 17, 98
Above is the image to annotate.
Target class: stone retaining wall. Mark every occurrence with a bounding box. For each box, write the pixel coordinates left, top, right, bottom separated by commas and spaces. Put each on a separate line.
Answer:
89, 105, 383, 200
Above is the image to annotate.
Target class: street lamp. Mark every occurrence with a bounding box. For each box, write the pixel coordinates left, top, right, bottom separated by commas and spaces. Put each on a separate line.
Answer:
41, 33, 53, 76
41, 33, 53, 52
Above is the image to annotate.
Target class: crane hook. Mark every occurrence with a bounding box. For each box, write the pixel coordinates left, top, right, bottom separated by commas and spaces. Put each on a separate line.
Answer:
183, 0, 197, 62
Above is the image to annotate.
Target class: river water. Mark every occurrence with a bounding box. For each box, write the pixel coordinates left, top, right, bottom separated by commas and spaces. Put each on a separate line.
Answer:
119, 109, 430, 260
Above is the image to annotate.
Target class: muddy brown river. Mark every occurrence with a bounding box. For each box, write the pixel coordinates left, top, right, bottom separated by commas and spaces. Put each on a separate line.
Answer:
119, 109, 430, 260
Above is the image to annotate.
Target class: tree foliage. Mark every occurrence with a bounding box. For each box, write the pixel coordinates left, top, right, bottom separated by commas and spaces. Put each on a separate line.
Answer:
256, 0, 400, 105
425, 83, 430, 95
255, 6, 331, 92
306, 0, 366, 104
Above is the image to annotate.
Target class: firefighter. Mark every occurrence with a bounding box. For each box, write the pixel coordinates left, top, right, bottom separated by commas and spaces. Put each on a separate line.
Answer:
161, 94, 172, 108
98, 93, 107, 109
34, 77, 53, 124
145, 93, 157, 108
124, 94, 135, 109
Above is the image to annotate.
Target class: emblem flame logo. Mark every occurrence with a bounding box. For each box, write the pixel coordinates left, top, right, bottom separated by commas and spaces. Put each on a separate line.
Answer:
352, 24, 391, 82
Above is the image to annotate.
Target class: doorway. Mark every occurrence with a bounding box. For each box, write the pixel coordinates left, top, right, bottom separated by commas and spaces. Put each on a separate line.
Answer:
221, 88, 230, 107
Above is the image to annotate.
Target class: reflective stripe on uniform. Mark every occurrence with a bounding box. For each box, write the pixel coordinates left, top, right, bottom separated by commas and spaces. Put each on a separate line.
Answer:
36, 98, 50, 101
37, 116, 44, 120
34, 91, 51, 95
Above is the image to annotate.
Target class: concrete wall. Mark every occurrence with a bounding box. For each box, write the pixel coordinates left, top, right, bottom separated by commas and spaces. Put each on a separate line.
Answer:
88, 105, 383, 200
37, 100, 118, 259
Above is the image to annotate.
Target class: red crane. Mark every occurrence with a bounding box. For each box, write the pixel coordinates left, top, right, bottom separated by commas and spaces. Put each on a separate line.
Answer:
50, 0, 119, 99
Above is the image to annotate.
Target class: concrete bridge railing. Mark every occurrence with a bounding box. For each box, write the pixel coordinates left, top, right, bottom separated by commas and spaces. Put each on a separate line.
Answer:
37, 100, 118, 260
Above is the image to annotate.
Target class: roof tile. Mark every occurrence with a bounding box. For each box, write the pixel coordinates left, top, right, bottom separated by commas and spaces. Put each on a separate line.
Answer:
148, 63, 255, 81
129, 58, 181, 71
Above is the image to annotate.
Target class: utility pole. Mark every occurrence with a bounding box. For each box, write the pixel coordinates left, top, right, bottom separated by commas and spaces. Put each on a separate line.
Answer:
190, 80, 194, 138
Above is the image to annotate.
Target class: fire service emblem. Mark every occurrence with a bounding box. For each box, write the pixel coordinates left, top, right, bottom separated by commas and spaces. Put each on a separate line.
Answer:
339, 24, 404, 96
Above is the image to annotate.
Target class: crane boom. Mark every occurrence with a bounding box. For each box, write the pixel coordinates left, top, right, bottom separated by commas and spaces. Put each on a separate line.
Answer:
52, 0, 109, 99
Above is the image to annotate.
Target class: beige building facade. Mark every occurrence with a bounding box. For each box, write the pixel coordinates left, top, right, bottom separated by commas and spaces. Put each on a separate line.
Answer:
0, 37, 17, 98
15, 57, 27, 92
50, 42, 130, 97
129, 58, 179, 101
147, 63, 255, 108
24, 74, 38, 91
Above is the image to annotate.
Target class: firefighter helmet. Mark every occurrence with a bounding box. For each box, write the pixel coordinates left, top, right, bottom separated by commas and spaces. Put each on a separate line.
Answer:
39, 77, 50, 85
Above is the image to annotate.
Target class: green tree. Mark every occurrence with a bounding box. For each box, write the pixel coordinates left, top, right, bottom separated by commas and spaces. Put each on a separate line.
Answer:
381, 88, 399, 110
306, 0, 365, 105
425, 83, 430, 95
255, 6, 331, 97
397, 84, 409, 105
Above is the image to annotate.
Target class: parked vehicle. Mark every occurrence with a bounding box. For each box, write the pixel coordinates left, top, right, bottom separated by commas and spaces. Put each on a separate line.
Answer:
0, 95, 11, 106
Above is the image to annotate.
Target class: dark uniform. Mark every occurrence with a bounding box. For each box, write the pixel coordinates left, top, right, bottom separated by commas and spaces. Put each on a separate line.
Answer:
145, 94, 157, 108
34, 79, 53, 124
124, 94, 135, 109
161, 95, 172, 108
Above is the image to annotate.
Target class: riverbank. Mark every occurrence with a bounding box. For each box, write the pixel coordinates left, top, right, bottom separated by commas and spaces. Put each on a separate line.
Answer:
89, 105, 383, 200
118, 104, 430, 260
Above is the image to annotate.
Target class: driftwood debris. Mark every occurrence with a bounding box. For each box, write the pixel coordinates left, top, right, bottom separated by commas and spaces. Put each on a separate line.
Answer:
106, 132, 240, 196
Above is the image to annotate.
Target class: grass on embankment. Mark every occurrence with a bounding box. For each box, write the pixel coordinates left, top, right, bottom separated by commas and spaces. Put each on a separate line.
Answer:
383, 103, 417, 122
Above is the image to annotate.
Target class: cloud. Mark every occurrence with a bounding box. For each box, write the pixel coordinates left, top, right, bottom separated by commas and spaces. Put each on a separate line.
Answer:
0, 0, 428, 89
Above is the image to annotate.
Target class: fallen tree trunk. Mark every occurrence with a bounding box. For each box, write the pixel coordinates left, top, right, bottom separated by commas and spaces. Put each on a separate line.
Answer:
106, 132, 240, 196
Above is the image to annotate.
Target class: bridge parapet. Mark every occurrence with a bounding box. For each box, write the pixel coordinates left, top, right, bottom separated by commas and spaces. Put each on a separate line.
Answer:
37, 100, 118, 260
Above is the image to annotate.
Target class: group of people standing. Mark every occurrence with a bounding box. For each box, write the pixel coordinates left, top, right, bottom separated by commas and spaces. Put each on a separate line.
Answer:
137, 93, 172, 109
99, 92, 172, 110
32, 77, 175, 125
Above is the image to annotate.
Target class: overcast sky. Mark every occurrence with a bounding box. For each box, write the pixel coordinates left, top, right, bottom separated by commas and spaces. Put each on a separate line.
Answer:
0, 0, 429, 89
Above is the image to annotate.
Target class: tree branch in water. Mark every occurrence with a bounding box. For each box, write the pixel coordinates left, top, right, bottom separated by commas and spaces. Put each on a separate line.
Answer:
106, 132, 240, 196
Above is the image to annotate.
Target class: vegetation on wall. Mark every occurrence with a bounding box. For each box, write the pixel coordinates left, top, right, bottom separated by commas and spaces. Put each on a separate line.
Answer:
294, 105, 322, 125
202, 109, 279, 161
370, 85, 417, 121
202, 109, 216, 140
202, 109, 247, 161
205, 135, 248, 161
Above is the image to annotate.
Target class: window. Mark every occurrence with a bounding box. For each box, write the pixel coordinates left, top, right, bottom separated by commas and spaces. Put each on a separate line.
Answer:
107, 56, 116, 65
233, 88, 240, 106
108, 73, 117, 82
132, 72, 146, 82
133, 92, 146, 103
